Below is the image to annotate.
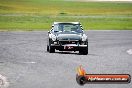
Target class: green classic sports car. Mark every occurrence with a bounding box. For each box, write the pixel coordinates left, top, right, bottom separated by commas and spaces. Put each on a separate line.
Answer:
47, 22, 88, 55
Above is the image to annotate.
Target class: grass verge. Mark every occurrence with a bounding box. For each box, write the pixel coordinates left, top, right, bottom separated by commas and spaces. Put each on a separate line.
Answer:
0, 0, 132, 31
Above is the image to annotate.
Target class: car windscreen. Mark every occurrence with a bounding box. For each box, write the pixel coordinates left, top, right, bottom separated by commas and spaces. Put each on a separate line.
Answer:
53, 23, 83, 33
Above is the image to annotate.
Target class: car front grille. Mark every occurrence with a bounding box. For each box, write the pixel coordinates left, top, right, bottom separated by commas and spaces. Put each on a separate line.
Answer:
59, 40, 79, 45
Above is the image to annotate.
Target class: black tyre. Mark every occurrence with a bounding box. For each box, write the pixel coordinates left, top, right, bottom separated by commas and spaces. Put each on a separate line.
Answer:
79, 41, 88, 55
79, 47, 88, 55
48, 39, 55, 53
49, 45, 55, 53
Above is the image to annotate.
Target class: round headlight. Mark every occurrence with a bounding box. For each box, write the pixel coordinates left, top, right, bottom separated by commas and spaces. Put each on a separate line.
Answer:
51, 34, 56, 41
82, 34, 87, 41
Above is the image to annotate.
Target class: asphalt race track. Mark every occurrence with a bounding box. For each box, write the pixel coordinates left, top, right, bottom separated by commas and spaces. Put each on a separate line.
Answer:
0, 30, 132, 88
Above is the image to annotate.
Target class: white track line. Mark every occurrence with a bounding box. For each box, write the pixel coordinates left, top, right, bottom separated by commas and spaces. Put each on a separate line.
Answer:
127, 49, 132, 55
22, 61, 36, 64
0, 74, 9, 88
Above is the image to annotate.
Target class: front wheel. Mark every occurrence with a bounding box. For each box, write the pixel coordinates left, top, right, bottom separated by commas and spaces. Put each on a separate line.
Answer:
48, 45, 55, 53
79, 47, 88, 55
47, 45, 49, 52
47, 39, 55, 53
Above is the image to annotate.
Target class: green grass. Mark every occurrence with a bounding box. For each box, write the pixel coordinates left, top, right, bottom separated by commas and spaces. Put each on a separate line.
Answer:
0, 0, 132, 31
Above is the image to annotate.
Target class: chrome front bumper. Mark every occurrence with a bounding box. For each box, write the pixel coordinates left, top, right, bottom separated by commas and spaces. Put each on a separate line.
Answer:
51, 44, 87, 47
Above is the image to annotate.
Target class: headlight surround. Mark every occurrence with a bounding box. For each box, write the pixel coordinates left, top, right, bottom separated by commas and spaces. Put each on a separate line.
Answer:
81, 34, 87, 41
